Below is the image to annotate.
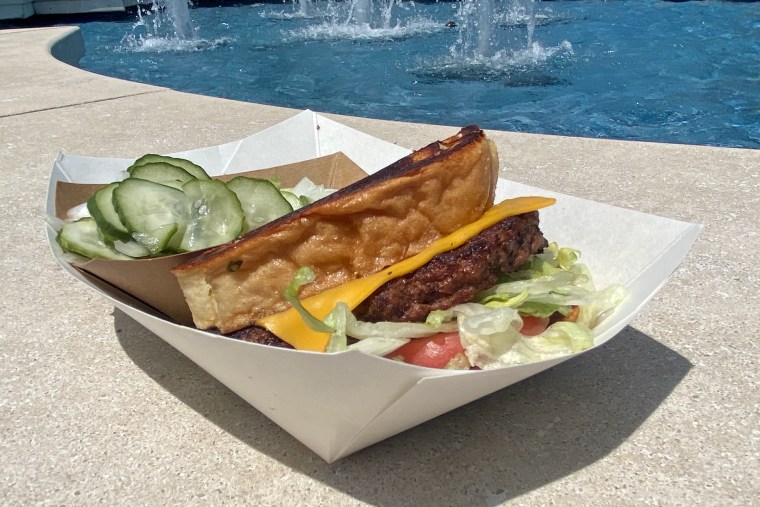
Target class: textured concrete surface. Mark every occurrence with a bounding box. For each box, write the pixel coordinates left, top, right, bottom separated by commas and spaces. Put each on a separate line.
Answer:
1, 25, 759, 506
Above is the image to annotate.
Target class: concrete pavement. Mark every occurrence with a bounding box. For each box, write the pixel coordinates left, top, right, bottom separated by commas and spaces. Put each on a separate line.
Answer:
1, 25, 758, 506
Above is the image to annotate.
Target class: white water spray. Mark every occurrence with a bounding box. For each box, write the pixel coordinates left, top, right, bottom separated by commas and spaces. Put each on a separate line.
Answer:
350, 0, 372, 25
156, 0, 195, 40
291, 0, 439, 41
475, 0, 495, 58
342, 0, 405, 30
525, 0, 537, 47
430, 0, 572, 82
124, 0, 232, 52
298, 0, 312, 17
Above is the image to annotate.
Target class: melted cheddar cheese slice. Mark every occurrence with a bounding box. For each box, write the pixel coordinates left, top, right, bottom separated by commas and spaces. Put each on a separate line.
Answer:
257, 196, 556, 352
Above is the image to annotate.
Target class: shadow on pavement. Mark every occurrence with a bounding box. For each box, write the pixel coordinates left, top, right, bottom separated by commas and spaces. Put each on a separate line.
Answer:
116, 309, 691, 506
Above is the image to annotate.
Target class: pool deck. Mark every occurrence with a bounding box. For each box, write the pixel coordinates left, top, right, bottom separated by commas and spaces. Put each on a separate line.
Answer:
2, 25, 759, 506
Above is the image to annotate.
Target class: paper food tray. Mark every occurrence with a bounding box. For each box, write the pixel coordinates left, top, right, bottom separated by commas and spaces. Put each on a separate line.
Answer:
45, 110, 702, 462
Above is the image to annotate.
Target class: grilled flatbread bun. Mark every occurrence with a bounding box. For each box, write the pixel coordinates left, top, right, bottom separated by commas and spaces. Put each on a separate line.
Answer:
172, 126, 499, 334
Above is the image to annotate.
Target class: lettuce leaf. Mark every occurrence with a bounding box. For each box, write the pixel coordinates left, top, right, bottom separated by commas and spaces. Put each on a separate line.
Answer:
292, 243, 628, 370
325, 303, 457, 356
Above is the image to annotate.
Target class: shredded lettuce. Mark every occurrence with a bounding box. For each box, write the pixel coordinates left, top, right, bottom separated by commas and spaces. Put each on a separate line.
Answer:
286, 177, 336, 204
442, 303, 524, 367
474, 243, 624, 328
287, 243, 628, 369
478, 321, 594, 369
325, 303, 457, 356
400, 303, 595, 369
323, 302, 349, 353
283, 267, 335, 334
574, 284, 629, 329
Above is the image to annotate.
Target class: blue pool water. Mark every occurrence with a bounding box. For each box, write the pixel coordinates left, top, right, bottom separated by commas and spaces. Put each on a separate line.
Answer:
75, 0, 760, 148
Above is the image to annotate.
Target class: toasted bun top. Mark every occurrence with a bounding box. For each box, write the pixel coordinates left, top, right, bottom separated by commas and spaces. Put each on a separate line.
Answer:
172, 126, 499, 333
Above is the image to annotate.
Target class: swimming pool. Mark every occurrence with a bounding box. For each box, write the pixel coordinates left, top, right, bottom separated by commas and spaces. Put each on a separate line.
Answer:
75, 0, 760, 148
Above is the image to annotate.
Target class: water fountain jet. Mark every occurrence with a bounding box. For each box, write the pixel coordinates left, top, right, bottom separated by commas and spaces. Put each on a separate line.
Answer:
431, 0, 571, 83
155, 0, 195, 40
349, 0, 372, 26
292, 0, 440, 42
475, 0, 495, 58
298, 0, 313, 17
124, 0, 233, 52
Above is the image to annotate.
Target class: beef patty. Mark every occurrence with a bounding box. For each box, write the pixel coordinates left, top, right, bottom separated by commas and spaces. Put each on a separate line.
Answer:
228, 211, 547, 347
354, 211, 547, 322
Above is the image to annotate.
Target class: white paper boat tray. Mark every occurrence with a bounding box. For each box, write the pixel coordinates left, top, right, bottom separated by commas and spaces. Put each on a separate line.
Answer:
45, 110, 701, 463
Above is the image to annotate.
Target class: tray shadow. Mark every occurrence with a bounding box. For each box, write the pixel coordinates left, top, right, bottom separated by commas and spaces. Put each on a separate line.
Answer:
115, 309, 691, 506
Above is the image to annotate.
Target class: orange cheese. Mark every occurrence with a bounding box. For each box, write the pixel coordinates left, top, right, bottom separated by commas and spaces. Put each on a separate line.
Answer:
257, 196, 556, 351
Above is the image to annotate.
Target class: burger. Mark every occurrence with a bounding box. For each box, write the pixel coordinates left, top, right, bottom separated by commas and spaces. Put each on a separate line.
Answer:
171, 126, 626, 370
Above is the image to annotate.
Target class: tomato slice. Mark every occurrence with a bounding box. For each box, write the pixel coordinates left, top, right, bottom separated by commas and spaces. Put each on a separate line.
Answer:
386, 314, 552, 369
385, 332, 468, 369
519, 315, 551, 336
